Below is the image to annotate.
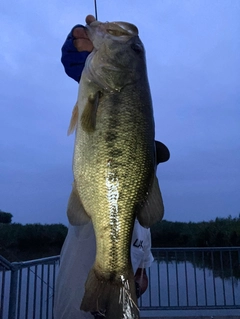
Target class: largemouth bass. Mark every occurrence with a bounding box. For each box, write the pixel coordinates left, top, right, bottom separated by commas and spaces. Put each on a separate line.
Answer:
67, 19, 164, 319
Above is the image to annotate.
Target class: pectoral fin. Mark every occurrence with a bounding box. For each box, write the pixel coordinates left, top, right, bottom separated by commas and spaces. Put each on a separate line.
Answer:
81, 91, 101, 132
67, 182, 91, 225
137, 175, 164, 228
67, 102, 79, 135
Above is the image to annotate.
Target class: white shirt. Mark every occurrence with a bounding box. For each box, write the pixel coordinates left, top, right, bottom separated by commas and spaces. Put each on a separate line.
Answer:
54, 219, 153, 319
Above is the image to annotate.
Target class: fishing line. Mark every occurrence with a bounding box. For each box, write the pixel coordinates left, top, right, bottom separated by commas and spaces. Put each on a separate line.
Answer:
0, 244, 55, 294
94, 0, 98, 20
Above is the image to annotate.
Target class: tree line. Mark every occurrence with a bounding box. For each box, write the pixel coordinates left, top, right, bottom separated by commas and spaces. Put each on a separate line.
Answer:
0, 222, 67, 261
151, 215, 240, 247
0, 211, 240, 261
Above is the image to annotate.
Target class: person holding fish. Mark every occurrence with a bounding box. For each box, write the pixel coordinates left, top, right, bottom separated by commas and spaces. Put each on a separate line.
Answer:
54, 15, 170, 319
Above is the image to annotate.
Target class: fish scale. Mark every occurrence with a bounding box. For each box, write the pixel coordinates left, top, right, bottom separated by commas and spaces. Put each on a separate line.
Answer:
77, 90, 153, 272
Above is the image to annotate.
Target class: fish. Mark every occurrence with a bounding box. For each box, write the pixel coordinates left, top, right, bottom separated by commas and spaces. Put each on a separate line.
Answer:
67, 19, 164, 319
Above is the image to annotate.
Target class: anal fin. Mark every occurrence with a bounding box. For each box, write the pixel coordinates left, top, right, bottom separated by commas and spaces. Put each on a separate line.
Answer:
137, 175, 164, 228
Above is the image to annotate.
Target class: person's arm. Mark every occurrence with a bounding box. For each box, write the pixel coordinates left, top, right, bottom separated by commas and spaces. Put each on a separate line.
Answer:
134, 268, 148, 298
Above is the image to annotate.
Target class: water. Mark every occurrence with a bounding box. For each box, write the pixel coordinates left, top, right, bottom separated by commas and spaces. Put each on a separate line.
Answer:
141, 260, 240, 308
1, 260, 240, 319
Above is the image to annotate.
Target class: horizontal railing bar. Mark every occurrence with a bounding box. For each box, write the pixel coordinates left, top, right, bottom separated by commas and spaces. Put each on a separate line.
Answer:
151, 247, 240, 252
1, 248, 240, 270
140, 305, 240, 310
0, 255, 14, 270
11, 255, 60, 269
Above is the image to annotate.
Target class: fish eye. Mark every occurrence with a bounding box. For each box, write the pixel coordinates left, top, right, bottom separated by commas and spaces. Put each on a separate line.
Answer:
107, 29, 129, 36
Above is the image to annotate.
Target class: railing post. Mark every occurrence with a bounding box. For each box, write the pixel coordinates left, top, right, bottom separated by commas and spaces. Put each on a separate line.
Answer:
8, 264, 18, 319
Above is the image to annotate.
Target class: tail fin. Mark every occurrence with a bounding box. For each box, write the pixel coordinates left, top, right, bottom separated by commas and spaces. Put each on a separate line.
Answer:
80, 266, 139, 319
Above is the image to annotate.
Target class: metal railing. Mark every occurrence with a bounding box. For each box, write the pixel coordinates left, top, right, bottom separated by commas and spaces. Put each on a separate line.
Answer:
140, 247, 240, 312
0, 255, 59, 319
1, 247, 240, 319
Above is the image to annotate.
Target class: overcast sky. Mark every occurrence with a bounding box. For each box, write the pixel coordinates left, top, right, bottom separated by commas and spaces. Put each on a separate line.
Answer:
0, 0, 239, 225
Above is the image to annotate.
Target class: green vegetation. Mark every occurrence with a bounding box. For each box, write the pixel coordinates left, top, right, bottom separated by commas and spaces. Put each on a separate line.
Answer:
0, 215, 240, 262
151, 215, 240, 247
0, 210, 13, 224
0, 223, 67, 262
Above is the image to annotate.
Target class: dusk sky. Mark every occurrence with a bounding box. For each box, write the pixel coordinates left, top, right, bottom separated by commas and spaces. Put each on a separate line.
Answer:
1, 0, 239, 225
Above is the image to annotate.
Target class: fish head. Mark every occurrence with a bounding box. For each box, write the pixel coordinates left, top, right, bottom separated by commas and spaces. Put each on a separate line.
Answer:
85, 20, 146, 91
